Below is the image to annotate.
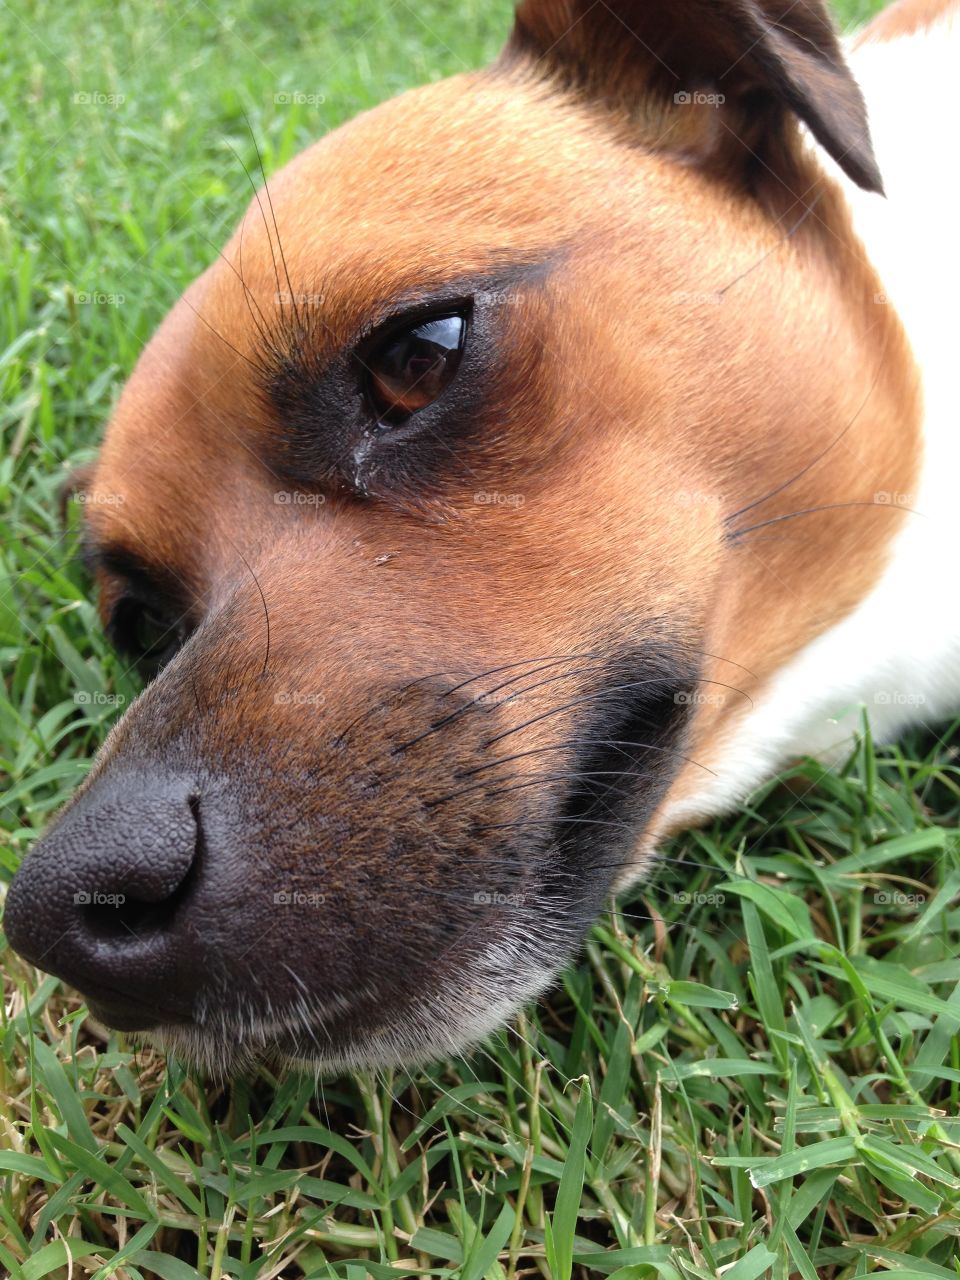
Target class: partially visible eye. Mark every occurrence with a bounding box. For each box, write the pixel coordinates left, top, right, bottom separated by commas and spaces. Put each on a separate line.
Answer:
364, 312, 467, 424
109, 598, 189, 679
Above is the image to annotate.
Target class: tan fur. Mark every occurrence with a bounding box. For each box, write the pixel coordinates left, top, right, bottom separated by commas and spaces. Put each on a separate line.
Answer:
858, 0, 956, 42
83, 68, 919, 860
11, 0, 925, 1065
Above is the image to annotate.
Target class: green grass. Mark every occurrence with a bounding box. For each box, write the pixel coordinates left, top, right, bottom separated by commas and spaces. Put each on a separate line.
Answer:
3, 0, 960, 1276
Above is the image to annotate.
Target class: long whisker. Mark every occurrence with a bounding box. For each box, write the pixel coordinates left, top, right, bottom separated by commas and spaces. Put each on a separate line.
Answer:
426, 767, 652, 812
225, 132, 286, 326
175, 292, 267, 375
245, 110, 303, 337
732, 499, 921, 540
456, 736, 714, 781
484, 678, 744, 751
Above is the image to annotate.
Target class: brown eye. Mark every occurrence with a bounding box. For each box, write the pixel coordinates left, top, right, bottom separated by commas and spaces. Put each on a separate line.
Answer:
365, 314, 466, 423
109, 598, 188, 680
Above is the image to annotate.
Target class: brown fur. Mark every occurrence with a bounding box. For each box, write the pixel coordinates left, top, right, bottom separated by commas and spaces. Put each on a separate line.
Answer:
8, 0, 924, 1066
83, 68, 919, 854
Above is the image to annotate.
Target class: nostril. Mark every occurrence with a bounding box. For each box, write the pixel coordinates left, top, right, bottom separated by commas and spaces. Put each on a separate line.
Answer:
77, 792, 203, 942
3, 777, 208, 1029
4, 778, 203, 968
80, 856, 200, 940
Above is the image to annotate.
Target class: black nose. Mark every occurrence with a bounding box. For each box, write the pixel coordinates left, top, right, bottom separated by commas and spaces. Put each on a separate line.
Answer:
4, 772, 201, 1030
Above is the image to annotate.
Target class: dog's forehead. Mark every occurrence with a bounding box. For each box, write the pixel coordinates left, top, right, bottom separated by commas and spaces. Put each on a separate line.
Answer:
265, 71, 628, 245
83, 68, 750, 578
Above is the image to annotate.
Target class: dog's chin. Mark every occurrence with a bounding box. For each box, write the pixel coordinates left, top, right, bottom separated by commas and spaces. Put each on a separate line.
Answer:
133, 948, 563, 1078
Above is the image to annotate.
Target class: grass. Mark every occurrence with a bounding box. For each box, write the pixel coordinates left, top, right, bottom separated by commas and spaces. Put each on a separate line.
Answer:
2, 0, 959, 1276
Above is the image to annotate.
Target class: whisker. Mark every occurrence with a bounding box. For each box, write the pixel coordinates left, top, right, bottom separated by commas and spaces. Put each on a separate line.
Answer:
725, 329, 889, 528
225, 131, 286, 326
246, 110, 304, 337
426, 767, 651, 812
715, 192, 822, 297
175, 292, 266, 375
484, 679, 698, 750
390, 653, 609, 756
732, 499, 922, 540
459, 737, 717, 779
440, 649, 604, 698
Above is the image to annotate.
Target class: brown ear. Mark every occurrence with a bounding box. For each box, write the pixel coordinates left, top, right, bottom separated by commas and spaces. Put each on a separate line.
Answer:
502, 0, 883, 194
58, 461, 97, 525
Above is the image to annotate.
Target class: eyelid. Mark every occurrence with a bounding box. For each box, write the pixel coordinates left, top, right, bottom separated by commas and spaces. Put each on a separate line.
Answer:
353, 296, 473, 368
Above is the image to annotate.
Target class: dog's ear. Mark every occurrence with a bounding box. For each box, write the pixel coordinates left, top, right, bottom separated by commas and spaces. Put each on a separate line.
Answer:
58, 461, 97, 525
502, 0, 882, 194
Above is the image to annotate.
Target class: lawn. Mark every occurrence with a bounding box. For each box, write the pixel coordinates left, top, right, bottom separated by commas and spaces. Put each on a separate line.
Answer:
2, 0, 959, 1276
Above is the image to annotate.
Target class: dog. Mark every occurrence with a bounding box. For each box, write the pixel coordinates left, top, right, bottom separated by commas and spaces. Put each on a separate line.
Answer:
5, 0, 959, 1074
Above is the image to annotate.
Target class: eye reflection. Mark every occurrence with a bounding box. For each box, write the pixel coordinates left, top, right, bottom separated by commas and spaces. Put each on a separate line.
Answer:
365, 314, 466, 423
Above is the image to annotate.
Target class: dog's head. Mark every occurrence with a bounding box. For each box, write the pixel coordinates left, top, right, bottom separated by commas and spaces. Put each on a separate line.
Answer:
6, 0, 919, 1071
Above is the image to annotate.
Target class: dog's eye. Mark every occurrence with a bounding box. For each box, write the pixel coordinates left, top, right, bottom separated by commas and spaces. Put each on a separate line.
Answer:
364, 313, 466, 424
110, 598, 188, 679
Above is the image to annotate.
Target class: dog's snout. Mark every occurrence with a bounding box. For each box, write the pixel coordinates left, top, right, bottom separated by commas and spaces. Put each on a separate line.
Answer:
4, 775, 202, 1029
